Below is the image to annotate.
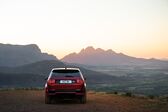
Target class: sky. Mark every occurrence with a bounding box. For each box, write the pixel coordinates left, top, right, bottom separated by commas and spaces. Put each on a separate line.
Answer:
0, 0, 168, 59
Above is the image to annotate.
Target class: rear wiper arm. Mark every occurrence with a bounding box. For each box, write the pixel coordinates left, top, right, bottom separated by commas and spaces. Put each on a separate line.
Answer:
65, 75, 74, 77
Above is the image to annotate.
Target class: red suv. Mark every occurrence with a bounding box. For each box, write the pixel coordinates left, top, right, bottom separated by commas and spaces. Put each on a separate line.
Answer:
45, 68, 86, 104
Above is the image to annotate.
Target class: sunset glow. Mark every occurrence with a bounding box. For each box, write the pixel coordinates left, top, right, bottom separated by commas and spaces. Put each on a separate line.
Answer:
0, 0, 168, 59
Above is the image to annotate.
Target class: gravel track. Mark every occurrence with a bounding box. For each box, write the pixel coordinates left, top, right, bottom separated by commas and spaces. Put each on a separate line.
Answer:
0, 90, 167, 112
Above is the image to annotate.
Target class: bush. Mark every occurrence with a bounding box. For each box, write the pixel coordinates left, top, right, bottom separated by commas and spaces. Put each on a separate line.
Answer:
148, 95, 155, 99
106, 91, 118, 95
166, 96, 168, 102
114, 91, 118, 94
125, 92, 132, 97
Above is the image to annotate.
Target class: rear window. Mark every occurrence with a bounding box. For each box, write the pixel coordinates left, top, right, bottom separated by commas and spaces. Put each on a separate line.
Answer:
51, 70, 81, 77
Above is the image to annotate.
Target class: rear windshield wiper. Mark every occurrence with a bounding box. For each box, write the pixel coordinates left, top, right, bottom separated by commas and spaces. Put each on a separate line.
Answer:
65, 75, 74, 77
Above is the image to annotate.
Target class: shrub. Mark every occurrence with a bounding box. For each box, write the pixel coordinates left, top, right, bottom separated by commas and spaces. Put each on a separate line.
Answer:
148, 95, 155, 99
125, 92, 132, 97
114, 91, 118, 94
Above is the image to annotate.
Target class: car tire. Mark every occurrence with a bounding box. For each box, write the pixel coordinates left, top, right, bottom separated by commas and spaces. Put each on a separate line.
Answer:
45, 95, 51, 104
80, 95, 86, 104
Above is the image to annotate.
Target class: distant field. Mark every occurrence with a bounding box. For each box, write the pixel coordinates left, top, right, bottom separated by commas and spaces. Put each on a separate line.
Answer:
0, 64, 168, 96
0, 90, 168, 112
86, 65, 168, 95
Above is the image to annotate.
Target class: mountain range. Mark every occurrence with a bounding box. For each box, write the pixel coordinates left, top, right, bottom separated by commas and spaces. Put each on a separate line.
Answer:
0, 43, 168, 95
0, 43, 124, 87
0, 43, 57, 67
62, 46, 168, 66
1, 43, 167, 67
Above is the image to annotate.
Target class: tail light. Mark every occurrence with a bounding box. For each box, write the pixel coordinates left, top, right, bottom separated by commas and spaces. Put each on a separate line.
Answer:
47, 79, 55, 85
76, 79, 83, 84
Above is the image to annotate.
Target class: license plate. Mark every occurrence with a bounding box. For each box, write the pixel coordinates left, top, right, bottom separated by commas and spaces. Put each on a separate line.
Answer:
59, 80, 72, 84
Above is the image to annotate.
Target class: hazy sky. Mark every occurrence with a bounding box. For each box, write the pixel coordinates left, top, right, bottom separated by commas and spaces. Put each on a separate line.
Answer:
0, 0, 168, 59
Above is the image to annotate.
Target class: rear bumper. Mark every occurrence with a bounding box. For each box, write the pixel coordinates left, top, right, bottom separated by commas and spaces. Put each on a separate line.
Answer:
45, 88, 86, 96
45, 83, 86, 97
47, 92, 85, 96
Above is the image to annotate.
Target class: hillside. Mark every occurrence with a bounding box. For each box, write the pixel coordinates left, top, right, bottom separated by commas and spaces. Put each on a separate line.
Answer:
62, 46, 168, 66
0, 90, 167, 112
0, 60, 125, 88
0, 60, 168, 95
0, 43, 57, 67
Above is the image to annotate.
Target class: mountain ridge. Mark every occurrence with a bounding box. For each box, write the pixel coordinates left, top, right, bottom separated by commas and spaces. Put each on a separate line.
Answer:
62, 46, 168, 66
0, 43, 57, 67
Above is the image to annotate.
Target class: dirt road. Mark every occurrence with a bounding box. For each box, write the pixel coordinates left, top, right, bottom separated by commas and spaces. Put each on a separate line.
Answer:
0, 90, 167, 112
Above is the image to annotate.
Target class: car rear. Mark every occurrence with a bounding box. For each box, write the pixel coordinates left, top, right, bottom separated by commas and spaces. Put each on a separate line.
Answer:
45, 68, 86, 104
